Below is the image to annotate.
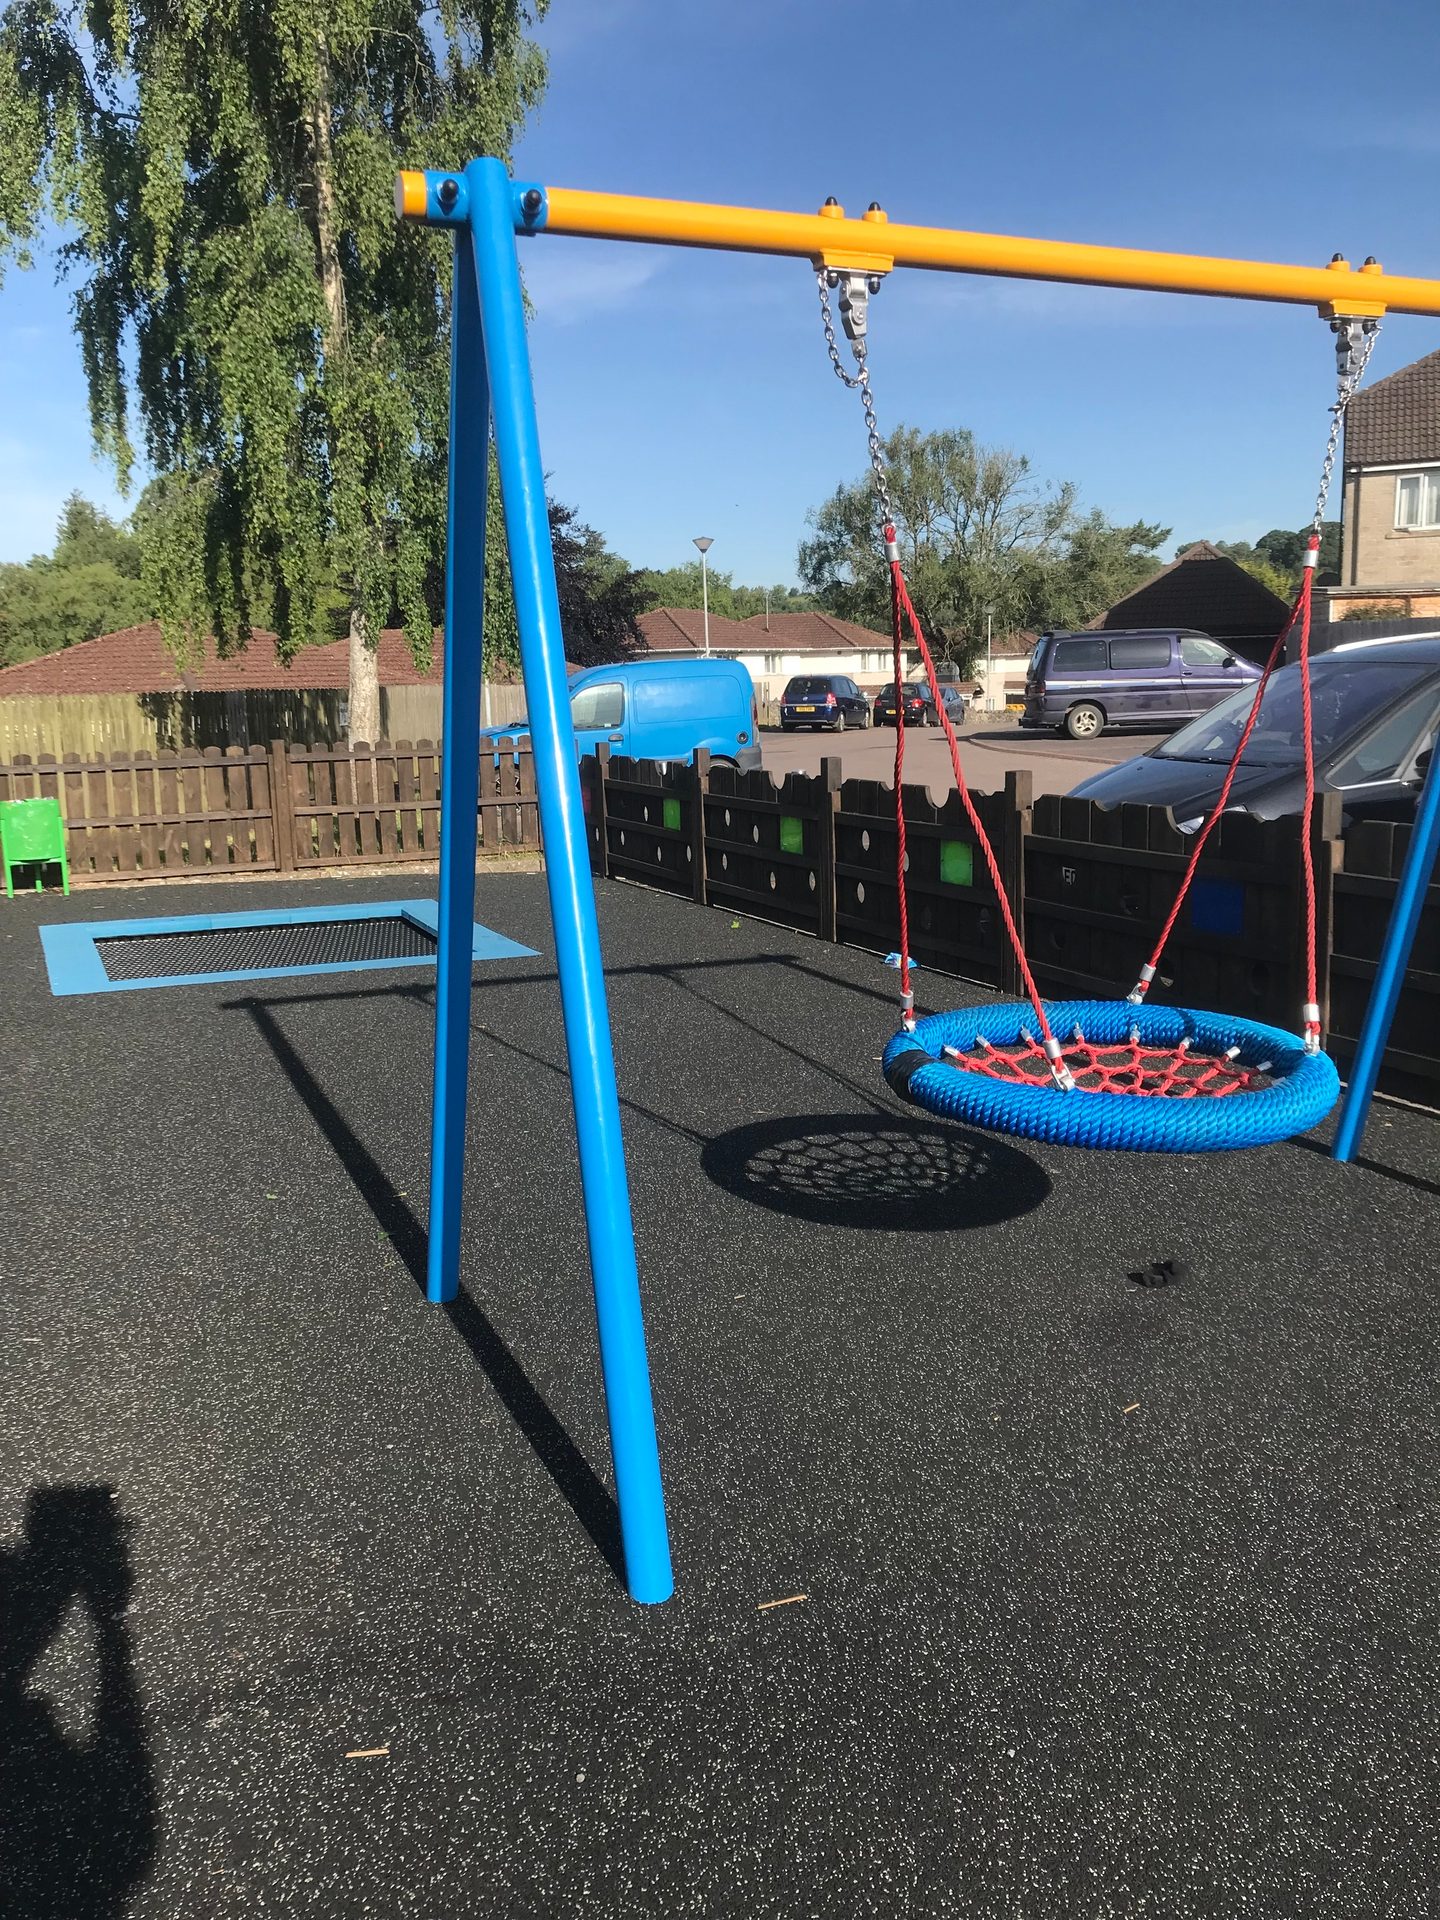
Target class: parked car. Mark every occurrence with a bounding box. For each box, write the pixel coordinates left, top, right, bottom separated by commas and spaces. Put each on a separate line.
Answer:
1022, 628, 1262, 740
1067, 638, 1440, 823
873, 681, 967, 727
521, 658, 762, 771
779, 673, 872, 732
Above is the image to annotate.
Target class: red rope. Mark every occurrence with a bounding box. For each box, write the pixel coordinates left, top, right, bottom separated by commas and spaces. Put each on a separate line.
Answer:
1295, 544, 1321, 1047
884, 526, 1059, 1054
889, 551, 913, 1023
1132, 555, 1317, 1013
945, 1032, 1263, 1098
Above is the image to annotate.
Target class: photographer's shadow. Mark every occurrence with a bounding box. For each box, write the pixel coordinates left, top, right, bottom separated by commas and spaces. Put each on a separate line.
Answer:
0, 1488, 157, 1918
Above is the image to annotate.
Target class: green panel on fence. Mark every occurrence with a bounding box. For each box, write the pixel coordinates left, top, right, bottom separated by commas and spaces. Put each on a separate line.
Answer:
663, 796, 682, 832
940, 839, 974, 886
780, 815, 804, 855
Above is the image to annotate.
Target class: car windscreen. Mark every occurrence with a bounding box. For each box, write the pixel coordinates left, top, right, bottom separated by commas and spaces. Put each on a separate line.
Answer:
783, 677, 832, 698
1155, 659, 1431, 767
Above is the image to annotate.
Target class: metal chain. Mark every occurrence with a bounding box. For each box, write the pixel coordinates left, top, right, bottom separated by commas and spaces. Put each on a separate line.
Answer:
817, 271, 893, 524
1312, 319, 1381, 534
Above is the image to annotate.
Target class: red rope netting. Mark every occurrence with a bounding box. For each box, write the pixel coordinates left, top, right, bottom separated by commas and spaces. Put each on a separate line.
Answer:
941, 1029, 1272, 1098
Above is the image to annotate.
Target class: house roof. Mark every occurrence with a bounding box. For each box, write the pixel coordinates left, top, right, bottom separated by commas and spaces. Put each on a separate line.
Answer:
1345, 347, 1440, 469
738, 611, 889, 651
1089, 542, 1292, 657
0, 623, 446, 696
633, 608, 762, 654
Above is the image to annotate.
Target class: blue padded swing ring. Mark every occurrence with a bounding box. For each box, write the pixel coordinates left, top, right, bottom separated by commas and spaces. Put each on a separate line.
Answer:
881, 999, 1340, 1152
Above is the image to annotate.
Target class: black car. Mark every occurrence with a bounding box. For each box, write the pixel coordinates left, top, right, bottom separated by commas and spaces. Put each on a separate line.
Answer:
778, 673, 872, 732
1068, 639, 1440, 824
874, 681, 967, 728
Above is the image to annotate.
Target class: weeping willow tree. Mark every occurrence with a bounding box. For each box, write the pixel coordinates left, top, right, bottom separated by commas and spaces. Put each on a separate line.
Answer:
0, 1, 547, 742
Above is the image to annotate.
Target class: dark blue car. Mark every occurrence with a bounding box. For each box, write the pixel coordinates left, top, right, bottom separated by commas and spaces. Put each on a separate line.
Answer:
1068, 639, 1440, 823
1022, 629, 1262, 740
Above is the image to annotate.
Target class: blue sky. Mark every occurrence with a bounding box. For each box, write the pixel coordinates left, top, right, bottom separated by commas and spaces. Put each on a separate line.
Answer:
3, 0, 1439, 583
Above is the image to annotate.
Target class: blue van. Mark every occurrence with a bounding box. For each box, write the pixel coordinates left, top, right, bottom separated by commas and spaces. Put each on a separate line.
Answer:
1021, 628, 1263, 739
560, 658, 762, 770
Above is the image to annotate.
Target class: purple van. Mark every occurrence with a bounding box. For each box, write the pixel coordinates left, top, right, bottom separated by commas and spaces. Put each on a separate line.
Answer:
1021, 628, 1263, 740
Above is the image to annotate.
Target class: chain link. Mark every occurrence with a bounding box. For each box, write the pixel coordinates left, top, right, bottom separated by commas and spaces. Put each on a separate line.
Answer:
1313, 320, 1380, 534
817, 271, 893, 524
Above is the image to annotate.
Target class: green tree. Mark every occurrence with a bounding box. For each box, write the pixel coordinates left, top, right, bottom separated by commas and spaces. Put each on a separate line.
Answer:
1, 0, 547, 742
0, 494, 152, 666
799, 424, 1158, 665
633, 566, 820, 622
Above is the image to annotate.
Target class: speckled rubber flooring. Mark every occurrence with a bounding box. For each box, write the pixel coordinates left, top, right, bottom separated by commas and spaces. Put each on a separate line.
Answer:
1, 872, 1436, 1919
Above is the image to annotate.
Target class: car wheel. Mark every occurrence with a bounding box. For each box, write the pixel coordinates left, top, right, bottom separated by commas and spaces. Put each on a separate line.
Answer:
833, 713, 846, 732
1065, 703, 1105, 741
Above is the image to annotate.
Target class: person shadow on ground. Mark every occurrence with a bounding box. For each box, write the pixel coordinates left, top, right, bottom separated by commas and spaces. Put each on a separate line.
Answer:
0, 1487, 158, 1918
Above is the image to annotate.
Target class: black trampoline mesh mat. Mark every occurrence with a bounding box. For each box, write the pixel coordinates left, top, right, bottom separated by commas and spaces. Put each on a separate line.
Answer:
96, 915, 437, 981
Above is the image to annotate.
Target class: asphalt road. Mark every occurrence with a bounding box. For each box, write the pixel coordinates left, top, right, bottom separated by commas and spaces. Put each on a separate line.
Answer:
759, 716, 1168, 797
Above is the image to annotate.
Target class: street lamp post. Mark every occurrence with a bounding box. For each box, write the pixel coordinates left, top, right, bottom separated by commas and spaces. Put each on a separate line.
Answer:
984, 604, 995, 712
693, 535, 714, 657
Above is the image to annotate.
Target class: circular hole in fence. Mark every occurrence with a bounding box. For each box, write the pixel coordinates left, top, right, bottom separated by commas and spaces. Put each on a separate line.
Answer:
642, 803, 650, 824
686, 846, 693, 864
808, 870, 817, 892
752, 825, 760, 844
655, 846, 663, 863
769, 871, 777, 891
722, 853, 729, 872
1049, 926, 1068, 952
903, 851, 911, 873
861, 829, 871, 853
618, 830, 626, 848
856, 880, 866, 905
724, 808, 732, 828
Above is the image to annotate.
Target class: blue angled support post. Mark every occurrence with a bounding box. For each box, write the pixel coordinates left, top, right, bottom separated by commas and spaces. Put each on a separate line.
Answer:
1332, 740, 1440, 1162
427, 220, 489, 1310
417, 158, 674, 1604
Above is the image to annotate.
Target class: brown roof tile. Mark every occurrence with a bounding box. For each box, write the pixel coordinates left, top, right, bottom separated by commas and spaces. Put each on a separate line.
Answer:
740, 610, 887, 650
1346, 347, 1440, 469
0, 623, 446, 696
633, 608, 759, 654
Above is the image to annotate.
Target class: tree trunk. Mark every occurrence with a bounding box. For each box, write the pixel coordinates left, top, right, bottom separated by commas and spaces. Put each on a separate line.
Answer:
310, 35, 376, 745
348, 609, 380, 746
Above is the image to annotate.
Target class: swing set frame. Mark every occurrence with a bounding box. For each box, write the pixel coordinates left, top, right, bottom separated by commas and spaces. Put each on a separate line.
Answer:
395, 160, 1440, 1604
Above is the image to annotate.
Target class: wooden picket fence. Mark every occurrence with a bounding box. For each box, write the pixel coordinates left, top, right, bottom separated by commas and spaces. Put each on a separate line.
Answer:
0, 738, 539, 883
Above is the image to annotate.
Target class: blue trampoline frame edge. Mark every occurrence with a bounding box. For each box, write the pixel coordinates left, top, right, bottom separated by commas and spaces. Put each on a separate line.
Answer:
40, 901, 536, 995
884, 1002, 1341, 1152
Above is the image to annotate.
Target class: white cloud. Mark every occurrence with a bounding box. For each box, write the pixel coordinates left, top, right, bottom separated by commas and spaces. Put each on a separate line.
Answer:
521, 241, 664, 322
904, 272, 1224, 329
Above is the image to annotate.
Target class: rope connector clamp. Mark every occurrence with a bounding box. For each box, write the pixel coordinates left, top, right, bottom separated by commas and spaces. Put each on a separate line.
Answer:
1126, 964, 1157, 1006
1043, 1034, 1076, 1093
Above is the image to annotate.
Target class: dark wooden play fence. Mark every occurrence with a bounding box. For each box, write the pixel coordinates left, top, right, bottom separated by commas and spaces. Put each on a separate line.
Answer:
3, 737, 1435, 1106
582, 747, 1439, 1110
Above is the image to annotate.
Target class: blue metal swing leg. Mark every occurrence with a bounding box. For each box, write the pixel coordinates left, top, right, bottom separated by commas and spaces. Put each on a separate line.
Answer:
1332, 740, 1440, 1162
425, 158, 674, 1604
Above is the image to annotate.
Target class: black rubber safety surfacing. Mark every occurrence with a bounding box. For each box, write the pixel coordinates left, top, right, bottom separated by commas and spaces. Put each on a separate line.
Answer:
96, 916, 437, 982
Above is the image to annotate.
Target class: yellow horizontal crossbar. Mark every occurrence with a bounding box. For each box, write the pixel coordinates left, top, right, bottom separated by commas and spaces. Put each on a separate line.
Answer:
539, 187, 1440, 319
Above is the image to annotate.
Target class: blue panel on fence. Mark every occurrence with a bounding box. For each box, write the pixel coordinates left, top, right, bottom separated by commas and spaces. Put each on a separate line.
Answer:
1189, 877, 1246, 937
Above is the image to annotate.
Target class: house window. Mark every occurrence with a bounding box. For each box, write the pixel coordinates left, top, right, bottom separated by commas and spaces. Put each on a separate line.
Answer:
1395, 469, 1440, 530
